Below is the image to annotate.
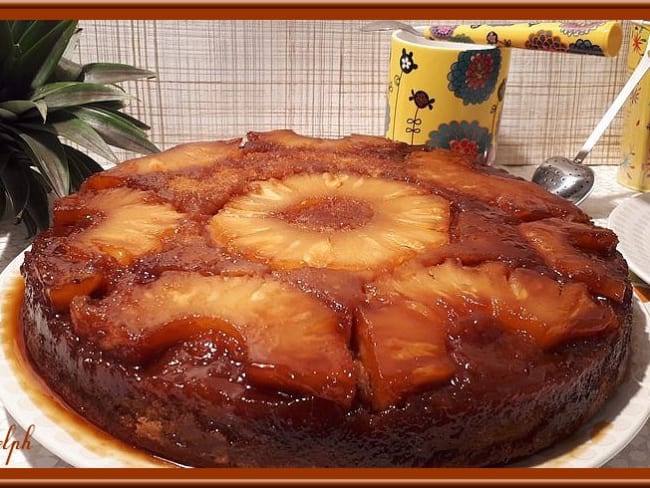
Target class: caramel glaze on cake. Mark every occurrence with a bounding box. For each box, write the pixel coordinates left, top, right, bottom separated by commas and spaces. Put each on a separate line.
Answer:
21, 130, 632, 467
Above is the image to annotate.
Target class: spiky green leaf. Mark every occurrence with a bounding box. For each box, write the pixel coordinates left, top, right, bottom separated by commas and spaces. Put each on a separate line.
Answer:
82, 63, 156, 84
0, 108, 17, 120
64, 144, 106, 191
24, 167, 51, 232
17, 21, 63, 51
0, 183, 6, 221
66, 153, 86, 192
63, 144, 105, 176
30, 21, 78, 89
0, 21, 13, 68
54, 57, 83, 82
16, 129, 69, 197
0, 100, 36, 114
34, 100, 47, 122
0, 151, 11, 217
72, 106, 159, 154
0, 100, 47, 121
31, 82, 132, 110
0, 155, 31, 221
13, 21, 77, 92
62, 27, 82, 59
20, 211, 37, 237
91, 100, 127, 111
0, 151, 10, 174
0, 153, 9, 219
52, 114, 117, 162
15, 122, 57, 135
30, 81, 77, 99
0, 36, 21, 100
9, 21, 34, 41
95, 105, 151, 130
25, 160, 53, 193
0, 127, 23, 151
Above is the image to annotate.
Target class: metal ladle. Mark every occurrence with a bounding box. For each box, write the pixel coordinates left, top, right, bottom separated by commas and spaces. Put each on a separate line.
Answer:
532, 41, 650, 205
359, 20, 422, 37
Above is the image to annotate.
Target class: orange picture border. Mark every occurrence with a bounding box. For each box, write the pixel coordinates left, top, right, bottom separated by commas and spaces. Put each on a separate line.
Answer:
2, 2, 650, 484
3, 467, 650, 484
0, 2, 649, 20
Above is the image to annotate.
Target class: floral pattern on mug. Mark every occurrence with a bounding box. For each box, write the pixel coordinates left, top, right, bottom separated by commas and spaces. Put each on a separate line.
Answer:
620, 149, 636, 181
428, 25, 458, 40
391, 49, 419, 139
559, 21, 605, 37
568, 39, 604, 56
447, 49, 501, 105
406, 89, 435, 143
525, 30, 568, 52
631, 25, 647, 55
427, 120, 492, 161
619, 23, 650, 190
409, 89, 435, 110
486, 31, 499, 44
400, 48, 418, 74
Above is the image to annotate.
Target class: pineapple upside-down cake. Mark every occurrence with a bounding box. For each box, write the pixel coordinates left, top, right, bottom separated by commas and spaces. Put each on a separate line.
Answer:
21, 130, 632, 467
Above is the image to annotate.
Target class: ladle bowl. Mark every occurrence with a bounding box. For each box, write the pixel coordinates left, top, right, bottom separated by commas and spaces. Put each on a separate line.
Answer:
531, 154, 595, 205
532, 38, 650, 205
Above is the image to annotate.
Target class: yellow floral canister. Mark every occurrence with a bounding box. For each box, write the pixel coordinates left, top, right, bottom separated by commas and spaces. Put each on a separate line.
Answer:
619, 21, 650, 192
385, 31, 511, 165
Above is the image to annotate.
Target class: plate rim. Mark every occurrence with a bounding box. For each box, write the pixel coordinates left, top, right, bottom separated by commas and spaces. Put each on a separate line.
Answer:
608, 192, 650, 286
0, 248, 161, 468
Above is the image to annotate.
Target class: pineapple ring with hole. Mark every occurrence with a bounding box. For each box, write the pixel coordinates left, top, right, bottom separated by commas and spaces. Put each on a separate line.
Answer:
209, 173, 450, 271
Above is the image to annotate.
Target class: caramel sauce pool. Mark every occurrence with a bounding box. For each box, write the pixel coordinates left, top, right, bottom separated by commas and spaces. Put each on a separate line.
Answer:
534, 420, 613, 467
1, 276, 174, 468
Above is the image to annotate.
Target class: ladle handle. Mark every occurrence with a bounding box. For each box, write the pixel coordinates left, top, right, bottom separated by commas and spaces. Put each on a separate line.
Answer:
576, 50, 650, 164
360, 21, 421, 37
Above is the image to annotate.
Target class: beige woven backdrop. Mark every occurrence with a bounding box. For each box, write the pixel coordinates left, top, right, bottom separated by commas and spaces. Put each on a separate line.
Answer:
74, 19, 632, 166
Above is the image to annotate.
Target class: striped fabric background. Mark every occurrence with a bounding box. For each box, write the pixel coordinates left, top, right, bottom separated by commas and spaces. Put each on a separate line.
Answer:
73, 19, 632, 167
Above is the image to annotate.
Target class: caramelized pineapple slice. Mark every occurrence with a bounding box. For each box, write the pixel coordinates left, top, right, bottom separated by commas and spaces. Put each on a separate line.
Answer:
24, 240, 106, 312
62, 187, 184, 265
356, 303, 455, 410
406, 151, 588, 222
70, 271, 356, 406
209, 173, 449, 271
48, 273, 104, 312
520, 219, 629, 303
84, 139, 242, 190
245, 129, 396, 152
375, 259, 619, 349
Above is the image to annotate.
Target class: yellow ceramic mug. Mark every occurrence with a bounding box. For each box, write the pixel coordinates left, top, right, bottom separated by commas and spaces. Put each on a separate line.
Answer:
386, 31, 511, 165
619, 20, 650, 192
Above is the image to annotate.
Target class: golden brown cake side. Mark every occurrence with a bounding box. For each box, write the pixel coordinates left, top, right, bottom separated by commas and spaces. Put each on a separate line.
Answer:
21, 130, 632, 467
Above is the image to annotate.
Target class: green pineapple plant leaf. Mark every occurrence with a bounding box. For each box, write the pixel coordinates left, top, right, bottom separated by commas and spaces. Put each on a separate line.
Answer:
0, 20, 159, 236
